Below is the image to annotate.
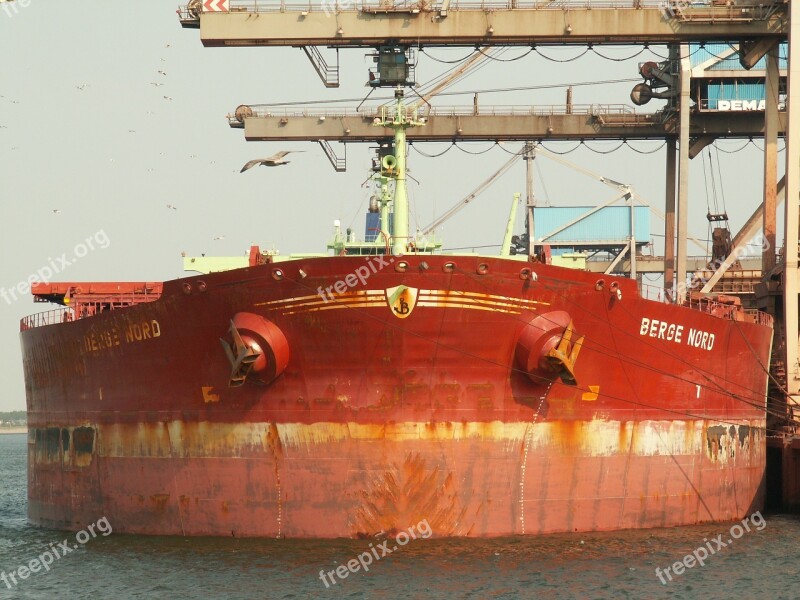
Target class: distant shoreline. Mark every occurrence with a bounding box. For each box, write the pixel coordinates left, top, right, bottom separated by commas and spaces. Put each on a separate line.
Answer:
0, 428, 27, 435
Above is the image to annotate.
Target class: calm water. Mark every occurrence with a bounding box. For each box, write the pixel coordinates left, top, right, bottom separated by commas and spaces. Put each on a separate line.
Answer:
1, 434, 798, 600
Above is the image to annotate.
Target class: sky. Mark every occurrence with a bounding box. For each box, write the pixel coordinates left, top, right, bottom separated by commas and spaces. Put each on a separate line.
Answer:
0, 1, 780, 411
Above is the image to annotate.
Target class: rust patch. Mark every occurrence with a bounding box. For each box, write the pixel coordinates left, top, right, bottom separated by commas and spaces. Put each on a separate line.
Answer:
704, 424, 761, 460
150, 493, 170, 512
433, 383, 460, 407
469, 384, 495, 411
352, 453, 466, 537
549, 394, 578, 418
403, 382, 430, 406
706, 425, 728, 461
45, 428, 60, 460
32, 427, 67, 465
683, 422, 696, 454
266, 423, 283, 537
619, 422, 632, 453
73, 426, 95, 454
380, 392, 395, 407
550, 420, 580, 452
738, 424, 753, 447
477, 398, 493, 410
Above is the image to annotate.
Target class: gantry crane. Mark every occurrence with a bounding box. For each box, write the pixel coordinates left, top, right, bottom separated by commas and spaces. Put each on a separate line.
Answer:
178, 0, 800, 480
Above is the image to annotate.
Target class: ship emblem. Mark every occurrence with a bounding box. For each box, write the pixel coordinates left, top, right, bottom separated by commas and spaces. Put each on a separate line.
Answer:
385, 285, 418, 319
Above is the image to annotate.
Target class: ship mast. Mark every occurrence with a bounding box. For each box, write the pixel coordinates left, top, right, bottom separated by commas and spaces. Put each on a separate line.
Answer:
374, 88, 423, 256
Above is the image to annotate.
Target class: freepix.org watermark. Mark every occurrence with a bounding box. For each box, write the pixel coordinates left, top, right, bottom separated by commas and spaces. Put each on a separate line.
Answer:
1, 516, 112, 590
652, 233, 771, 302
658, 0, 699, 19
688, 234, 771, 290
1, 0, 31, 18
655, 511, 766, 585
0, 229, 110, 305
318, 519, 433, 588
316, 254, 395, 303
321, 0, 353, 17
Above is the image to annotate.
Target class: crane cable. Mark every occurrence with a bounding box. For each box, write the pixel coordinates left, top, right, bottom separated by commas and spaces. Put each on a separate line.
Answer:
420, 149, 524, 236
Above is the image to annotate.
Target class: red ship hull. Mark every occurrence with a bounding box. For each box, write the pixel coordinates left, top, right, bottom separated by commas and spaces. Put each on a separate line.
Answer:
21, 255, 772, 537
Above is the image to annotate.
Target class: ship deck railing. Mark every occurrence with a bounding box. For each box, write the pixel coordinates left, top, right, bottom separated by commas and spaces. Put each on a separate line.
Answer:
682, 292, 774, 326
20, 308, 75, 331
638, 284, 774, 327
639, 284, 672, 304
743, 309, 774, 327
22, 292, 160, 331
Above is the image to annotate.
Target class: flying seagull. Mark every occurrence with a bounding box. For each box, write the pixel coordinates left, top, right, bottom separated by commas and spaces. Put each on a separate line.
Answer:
240, 151, 304, 172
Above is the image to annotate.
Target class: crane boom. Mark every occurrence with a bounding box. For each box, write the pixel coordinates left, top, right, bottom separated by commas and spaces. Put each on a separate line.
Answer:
411, 48, 489, 109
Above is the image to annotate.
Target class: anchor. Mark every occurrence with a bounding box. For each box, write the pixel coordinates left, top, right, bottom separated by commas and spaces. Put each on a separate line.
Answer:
220, 320, 262, 387
543, 320, 584, 386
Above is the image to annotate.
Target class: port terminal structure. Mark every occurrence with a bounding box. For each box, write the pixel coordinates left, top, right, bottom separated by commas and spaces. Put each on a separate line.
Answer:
181, 0, 800, 511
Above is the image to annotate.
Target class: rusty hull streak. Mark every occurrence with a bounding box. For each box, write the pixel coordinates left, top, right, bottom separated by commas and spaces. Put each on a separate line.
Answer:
352, 453, 467, 538
27, 418, 765, 537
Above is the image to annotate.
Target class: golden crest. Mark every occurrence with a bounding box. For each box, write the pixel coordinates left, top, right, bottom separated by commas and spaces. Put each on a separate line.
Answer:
385, 285, 418, 319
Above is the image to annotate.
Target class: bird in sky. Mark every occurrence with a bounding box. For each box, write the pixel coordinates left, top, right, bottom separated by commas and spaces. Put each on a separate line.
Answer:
158, 70, 167, 76
150, 82, 164, 87
213, 235, 225, 241
52, 209, 61, 214
163, 96, 173, 101
240, 151, 304, 172
166, 204, 177, 210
